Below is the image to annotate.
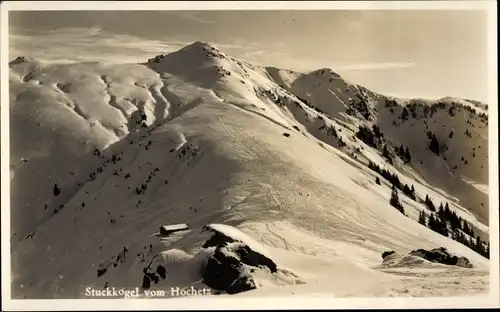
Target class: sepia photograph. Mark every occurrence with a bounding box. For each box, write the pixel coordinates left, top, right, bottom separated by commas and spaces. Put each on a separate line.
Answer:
1, 1, 498, 310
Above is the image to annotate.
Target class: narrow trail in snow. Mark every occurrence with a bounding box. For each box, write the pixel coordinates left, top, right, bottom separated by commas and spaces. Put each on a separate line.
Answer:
266, 222, 292, 251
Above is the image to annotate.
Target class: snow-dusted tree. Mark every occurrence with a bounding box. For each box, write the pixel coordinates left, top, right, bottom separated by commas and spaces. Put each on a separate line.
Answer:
389, 187, 405, 214
418, 210, 427, 226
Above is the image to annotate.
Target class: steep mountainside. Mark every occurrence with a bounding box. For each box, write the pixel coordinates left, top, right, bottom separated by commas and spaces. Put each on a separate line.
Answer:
8, 42, 490, 299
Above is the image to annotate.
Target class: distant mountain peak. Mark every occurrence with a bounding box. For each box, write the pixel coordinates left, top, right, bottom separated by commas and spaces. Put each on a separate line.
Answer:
147, 41, 226, 65
178, 41, 224, 58
182, 41, 220, 51
310, 68, 342, 79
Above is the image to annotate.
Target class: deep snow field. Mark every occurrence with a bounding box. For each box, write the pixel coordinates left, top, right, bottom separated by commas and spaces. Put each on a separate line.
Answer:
6, 42, 493, 300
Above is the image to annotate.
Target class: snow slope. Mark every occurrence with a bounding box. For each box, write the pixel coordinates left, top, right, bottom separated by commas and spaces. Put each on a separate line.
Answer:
8, 41, 491, 299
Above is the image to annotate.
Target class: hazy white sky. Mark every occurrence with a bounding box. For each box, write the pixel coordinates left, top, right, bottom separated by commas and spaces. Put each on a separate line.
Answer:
9, 10, 490, 102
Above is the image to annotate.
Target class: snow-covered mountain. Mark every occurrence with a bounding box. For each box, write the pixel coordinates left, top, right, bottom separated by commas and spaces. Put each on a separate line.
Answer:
8, 41, 490, 299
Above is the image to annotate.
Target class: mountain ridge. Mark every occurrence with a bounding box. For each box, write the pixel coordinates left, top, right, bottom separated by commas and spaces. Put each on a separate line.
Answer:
8, 41, 490, 298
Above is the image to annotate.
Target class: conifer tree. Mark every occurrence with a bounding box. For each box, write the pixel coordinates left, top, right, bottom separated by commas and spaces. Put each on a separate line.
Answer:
438, 203, 444, 219
425, 194, 436, 211
53, 184, 61, 196
444, 202, 450, 216
390, 187, 404, 214
383, 144, 389, 158
428, 213, 436, 230
462, 220, 470, 234
475, 236, 482, 252
440, 218, 449, 237
418, 210, 427, 226
429, 134, 440, 155
405, 146, 411, 162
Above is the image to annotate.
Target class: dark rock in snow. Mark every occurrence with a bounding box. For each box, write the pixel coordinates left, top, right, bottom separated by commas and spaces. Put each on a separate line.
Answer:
202, 242, 274, 294
202, 229, 236, 248
201, 226, 278, 294
283, 133, 291, 137
409, 247, 473, 268
382, 250, 396, 259
156, 265, 167, 279
145, 272, 159, 284
455, 256, 474, 268
141, 275, 151, 289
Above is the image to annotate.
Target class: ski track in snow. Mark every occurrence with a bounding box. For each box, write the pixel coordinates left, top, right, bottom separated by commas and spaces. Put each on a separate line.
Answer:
212, 90, 293, 132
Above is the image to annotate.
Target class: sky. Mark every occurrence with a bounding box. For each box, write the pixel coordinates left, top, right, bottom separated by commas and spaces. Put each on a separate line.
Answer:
8, 10, 490, 102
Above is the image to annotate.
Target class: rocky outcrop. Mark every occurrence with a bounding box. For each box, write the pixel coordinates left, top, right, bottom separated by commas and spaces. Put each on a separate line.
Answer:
201, 225, 278, 294
409, 247, 473, 268
202, 228, 237, 248
455, 256, 474, 268
382, 250, 396, 259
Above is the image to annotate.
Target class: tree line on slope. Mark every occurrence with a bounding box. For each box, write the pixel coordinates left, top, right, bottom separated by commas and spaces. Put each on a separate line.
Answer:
384, 98, 486, 172
356, 125, 412, 166
355, 115, 480, 176
368, 160, 416, 202
277, 88, 490, 258
356, 120, 486, 256
318, 123, 347, 147
387, 97, 487, 124
369, 159, 489, 259
418, 200, 490, 259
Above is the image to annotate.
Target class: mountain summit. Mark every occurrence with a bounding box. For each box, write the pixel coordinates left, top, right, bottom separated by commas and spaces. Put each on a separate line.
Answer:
181, 40, 221, 51
8, 41, 490, 299
147, 41, 226, 66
